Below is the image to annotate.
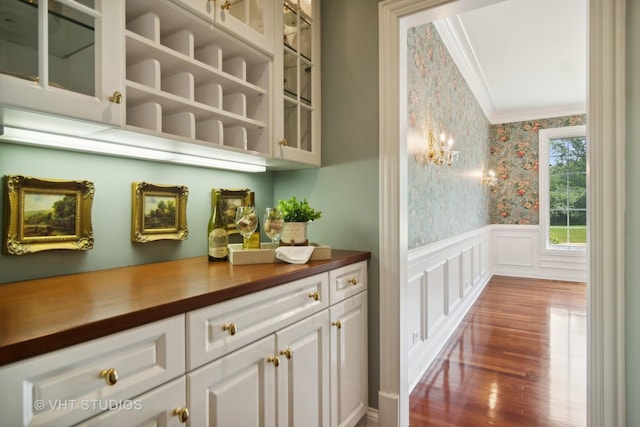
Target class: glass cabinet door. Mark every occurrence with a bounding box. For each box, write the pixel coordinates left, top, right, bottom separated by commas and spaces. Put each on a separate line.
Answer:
0, 0, 123, 126
276, 0, 320, 166
214, 0, 275, 54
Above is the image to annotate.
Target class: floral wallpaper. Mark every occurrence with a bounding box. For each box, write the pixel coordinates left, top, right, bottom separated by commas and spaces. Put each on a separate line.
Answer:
489, 115, 586, 224
407, 24, 491, 249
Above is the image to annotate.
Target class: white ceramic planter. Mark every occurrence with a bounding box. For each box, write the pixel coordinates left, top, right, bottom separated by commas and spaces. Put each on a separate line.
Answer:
280, 222, 308, 245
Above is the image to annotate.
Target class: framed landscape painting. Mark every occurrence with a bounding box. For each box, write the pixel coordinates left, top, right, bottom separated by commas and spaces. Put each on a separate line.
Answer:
215, 188, 252, 240
132, 182, 188, 243
3, 175, 95, 255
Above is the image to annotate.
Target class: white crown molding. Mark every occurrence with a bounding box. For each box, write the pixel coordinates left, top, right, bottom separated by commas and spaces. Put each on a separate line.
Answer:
490, 104, 587, 124
433, 17, 498, 121
434, 17, 586, 124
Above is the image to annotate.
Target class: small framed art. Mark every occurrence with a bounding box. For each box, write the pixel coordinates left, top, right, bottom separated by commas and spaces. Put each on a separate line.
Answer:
3, 175, 95, 255
215, 188, 253, 240
132, 182, 188, 243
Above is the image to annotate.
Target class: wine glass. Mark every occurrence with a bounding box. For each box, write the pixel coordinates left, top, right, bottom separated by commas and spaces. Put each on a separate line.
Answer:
264, 207, 284, 248
235, 206, 258, 244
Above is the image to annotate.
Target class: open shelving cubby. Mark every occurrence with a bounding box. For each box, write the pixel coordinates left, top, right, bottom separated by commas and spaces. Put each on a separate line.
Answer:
124, 0, 271, 157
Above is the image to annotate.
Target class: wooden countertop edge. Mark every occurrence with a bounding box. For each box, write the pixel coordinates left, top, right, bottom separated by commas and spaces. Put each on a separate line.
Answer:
0, 251, 370, 366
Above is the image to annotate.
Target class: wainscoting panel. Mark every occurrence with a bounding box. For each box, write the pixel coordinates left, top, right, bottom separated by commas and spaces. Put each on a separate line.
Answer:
406, 224, 585, 393
446, 253, 462, 314
492, 225, 586, 282
425, 261, 447, 337
408, 226, 492, 391
461, 247, 473, 296
408, 271, 424, 354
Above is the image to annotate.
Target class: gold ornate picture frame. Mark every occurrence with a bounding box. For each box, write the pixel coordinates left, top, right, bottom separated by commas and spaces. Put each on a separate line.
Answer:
3, 175, 95, 255
132, 182, 188, 243
215, 188, 252, 239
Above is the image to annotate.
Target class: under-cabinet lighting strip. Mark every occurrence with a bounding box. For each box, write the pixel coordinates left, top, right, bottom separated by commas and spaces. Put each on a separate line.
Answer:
0, 126, 266, 173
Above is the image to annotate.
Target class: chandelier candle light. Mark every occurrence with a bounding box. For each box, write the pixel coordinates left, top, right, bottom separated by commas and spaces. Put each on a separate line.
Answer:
424, 130, 459, 166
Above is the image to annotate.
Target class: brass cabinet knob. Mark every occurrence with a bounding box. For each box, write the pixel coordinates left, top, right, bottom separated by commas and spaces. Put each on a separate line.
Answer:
347, 278, 359, 286
221, 0, 231, 9
174, 407, 189, 423
332, 320, 342, 329
223, 322, 237, 336
267, 356, 280, 367
108, 91, 122, 104
278, 138, 288, 146
99, 368, 119, 386
280, 347, 293, 359
308, 292, 320, 301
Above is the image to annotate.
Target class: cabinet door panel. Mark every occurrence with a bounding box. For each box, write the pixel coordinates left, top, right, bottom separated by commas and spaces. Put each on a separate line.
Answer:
330, 292, 368, 427
214, 0, 275, 54
0, 0, 124, 126
188, 335, 277, 427
276, 310, 330, 427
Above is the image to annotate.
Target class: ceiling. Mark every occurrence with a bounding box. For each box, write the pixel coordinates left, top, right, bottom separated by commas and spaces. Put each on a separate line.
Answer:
434, 0, 587, 124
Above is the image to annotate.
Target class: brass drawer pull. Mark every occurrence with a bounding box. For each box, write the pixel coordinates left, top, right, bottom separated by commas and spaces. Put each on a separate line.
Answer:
267, 356, 280, 367
99, 368, 119, 386
280, 347, 293, 359
308, 292, 320, 301
332, 320, 342, 329
278, 138, 288, 146
347, 278, 359, 286
223, 322, 237, 336
174, 407, 189, 423
221, 0, 231, 10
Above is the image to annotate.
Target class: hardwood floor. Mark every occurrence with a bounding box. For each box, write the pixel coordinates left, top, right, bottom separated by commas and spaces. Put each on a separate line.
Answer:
409, 275, 586, 427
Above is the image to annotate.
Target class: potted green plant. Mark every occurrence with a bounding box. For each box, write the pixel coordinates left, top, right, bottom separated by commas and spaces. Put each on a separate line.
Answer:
277, 196, 322, 245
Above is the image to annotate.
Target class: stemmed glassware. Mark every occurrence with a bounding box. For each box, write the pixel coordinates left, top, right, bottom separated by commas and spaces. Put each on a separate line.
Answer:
264, 207, 284, 248
235, 206, 258, 244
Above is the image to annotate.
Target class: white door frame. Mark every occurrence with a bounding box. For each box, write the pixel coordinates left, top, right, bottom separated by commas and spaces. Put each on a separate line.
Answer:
377, 0, 626, 426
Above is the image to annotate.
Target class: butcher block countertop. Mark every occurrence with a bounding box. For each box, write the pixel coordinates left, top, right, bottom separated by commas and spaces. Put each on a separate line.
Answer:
0, 250, 370, 366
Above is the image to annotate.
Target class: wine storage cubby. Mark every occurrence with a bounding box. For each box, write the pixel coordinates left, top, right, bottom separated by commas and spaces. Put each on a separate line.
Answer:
124, 0, 270, 156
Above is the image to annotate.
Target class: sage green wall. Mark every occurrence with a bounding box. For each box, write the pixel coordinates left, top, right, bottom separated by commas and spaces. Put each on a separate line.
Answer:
0, 143, 274, 283
273, 0, 381, 409
626, 0, 640, 424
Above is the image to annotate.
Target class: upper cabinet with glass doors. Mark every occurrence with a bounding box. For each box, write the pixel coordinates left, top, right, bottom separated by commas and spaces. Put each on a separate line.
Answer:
0, 0, 124, 126
273, 0, 320, 167
171, 0, 275, 55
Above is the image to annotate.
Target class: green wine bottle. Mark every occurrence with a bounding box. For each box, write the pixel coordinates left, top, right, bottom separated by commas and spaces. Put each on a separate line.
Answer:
208, 190, 229, 261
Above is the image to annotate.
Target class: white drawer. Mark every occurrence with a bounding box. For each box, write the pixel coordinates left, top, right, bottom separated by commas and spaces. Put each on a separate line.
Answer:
329, 261, 368, 305
0, 315, 185, 427
186, 272, 329, 370
80, 376, 187, 427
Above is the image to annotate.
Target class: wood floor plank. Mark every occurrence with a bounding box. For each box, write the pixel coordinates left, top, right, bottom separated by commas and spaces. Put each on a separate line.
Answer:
409, 275, 586, 427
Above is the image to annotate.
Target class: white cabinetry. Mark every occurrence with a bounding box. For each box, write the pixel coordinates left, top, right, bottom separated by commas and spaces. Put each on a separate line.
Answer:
328, 261, 368, 427
276, 310, 330, 427
188, 335, 278, 426
0, 262, 365, 427
172, 0, 275, 54
0, 0, 124, 126
330, 291, 368, 427
273, 0, 321, 166
123, 0, 271, 158
0, 0, 323, 171
0, 315, 185, 427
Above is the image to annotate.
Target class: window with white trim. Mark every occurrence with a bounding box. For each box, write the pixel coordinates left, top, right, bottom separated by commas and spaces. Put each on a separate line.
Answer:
539, 125, 587, 251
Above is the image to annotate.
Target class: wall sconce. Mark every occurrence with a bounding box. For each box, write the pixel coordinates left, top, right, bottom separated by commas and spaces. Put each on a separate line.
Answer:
424, 131, 459, 166
483, 169, 497, 190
